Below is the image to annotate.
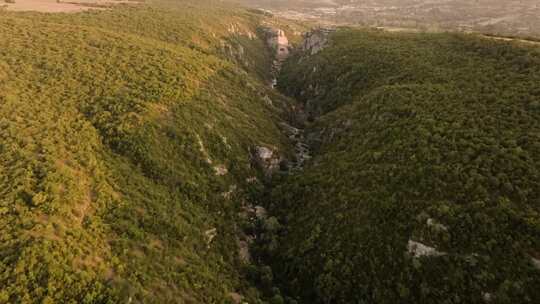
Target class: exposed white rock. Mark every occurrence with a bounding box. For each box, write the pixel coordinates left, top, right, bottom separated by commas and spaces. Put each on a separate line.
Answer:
531, 257, 540, 270
252, 146, 281, 175
256, 146, 273, 160
205, 228, 217, 244
303, 28, 335, 55
275, 29, 290, 59
221, 135, 232, 150
263, 95, 273, 106
196, 133, 213, 164
254, 206, 268, 220
227, 23, 257, 41
262, 27, 291, 81
407, 240, 446, 258
214, 165, 228, 176
482, 292, 493, 302
265, 28, 290, 59
427, 218, 449, 232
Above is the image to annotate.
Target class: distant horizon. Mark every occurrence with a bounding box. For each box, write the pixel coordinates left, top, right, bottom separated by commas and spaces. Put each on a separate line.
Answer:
234, 0, 540, 39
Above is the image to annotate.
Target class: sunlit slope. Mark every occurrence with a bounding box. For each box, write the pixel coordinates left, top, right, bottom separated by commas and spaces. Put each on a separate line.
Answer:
272, 30, 540, 303
0, 3, 295, 303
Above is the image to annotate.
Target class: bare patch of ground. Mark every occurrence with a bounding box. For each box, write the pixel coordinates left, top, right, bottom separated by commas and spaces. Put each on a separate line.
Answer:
480, 34, 540, 46
2, 0, 138, 13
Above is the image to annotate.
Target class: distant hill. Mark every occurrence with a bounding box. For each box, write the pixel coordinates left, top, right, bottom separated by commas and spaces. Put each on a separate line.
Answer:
236, 0, 540, 39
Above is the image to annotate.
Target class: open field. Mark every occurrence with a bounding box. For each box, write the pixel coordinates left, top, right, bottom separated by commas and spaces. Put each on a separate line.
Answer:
1, 0, 138, 13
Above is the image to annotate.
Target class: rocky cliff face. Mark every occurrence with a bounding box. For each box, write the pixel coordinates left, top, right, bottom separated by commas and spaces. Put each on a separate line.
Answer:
261, 27, 292, 86
265, 28, 290, 60
275, 29, 290, 60
302, 28, 335, 55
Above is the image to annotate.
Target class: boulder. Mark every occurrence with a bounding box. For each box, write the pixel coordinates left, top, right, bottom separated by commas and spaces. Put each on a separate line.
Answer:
254, 205, 268, 220
482, 292, 493, 302
214, 165, 228, 176
407, 240, 446, 258
256, 146, 273, 159
251, 146, 281, 175
205, 228, 217, 245
427, 218, 449, 232
531, 257, 540, 270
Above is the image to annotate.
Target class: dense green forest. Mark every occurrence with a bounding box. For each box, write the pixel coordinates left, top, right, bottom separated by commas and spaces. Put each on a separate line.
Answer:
2, 1, 540, 303
0, 1, 303, 303
270, 29, 540, 303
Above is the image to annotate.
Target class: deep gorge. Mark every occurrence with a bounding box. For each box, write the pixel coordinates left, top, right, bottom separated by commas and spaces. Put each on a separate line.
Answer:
1, 1, 540, 304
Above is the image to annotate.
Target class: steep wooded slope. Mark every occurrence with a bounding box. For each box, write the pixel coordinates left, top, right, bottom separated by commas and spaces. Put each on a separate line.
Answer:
271, 29, 540, 303
0, 2, 302, 303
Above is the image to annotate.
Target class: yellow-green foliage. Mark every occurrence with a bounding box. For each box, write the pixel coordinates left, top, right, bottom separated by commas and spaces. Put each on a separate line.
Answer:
0, 1, 297, 303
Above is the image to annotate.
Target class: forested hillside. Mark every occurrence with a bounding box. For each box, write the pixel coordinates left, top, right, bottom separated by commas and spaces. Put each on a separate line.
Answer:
0, 1, 303, 303
3, 1, 540, 303
270, 29, 540, 303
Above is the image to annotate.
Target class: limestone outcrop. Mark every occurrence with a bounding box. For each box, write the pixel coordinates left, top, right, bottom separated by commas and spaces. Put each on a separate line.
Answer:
251, 146, 281, 175
264, 28, 290, 60
407, 240, 446, 258
302, 28, 335, 55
